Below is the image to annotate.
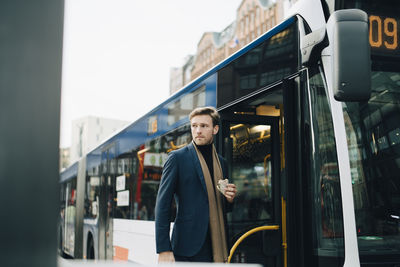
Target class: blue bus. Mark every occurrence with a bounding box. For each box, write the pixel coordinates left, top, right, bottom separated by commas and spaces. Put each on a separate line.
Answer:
59, 0, 400, 266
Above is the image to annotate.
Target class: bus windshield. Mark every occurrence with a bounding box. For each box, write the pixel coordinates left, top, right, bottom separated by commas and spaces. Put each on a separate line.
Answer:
339, 0, 400, 58
337, 0, 400, 259
342, 66, 400, 256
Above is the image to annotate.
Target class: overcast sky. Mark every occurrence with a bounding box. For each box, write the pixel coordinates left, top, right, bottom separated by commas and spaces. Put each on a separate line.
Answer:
60, 0, 242, 148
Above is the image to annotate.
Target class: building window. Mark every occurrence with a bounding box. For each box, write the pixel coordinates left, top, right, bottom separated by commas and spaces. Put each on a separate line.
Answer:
256, 7, 260, 22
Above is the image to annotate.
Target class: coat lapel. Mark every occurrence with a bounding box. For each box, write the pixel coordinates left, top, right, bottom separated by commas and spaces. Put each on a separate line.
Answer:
188, 143, 207, 193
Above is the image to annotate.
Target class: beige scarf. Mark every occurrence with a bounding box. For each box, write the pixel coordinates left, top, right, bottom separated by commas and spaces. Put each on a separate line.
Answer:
193, 141, 228, 262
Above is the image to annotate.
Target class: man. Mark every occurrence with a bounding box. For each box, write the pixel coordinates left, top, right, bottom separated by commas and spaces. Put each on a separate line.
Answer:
155, 106, 237, 263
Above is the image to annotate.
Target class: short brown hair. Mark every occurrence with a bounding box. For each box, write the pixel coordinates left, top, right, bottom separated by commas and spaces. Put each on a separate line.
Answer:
189, 106, 220, 126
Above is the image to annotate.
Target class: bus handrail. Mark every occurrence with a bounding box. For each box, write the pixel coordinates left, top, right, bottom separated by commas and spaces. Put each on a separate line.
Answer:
227, 225, 280, 263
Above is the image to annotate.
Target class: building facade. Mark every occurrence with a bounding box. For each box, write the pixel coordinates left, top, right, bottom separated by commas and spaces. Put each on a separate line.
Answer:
170, 0, 284, 93
169, 55, 195, 95
69, 116, 129, 164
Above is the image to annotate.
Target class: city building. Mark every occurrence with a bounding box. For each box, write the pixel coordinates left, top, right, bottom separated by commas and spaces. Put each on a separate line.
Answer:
191, 21, 238, 80
169, 55, 195, 95
169, 67, 184, 96
169, 0, 284, 93
69, 116, 130, 164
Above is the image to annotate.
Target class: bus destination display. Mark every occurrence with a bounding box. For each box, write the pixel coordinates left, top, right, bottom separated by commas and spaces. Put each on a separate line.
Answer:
369, 14, 399, 57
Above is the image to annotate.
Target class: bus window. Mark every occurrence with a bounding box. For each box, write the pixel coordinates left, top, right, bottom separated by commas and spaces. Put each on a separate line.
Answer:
229, 124, 274, 224
217, 20, 298, 108
167, 85, 206, 126
137, 126, 191, 221
60, 182, 66, 222
112, 125, 192, 222
343, 69, 400, 257
138, 140, 164, 221
84, 175, 100, 219
65, 178, 77, 256
113, 153, 136, 219
163, 124, 192, 153
304, 67, 345, 266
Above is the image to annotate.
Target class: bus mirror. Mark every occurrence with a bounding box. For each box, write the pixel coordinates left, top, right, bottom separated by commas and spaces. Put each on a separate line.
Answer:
301, 27, 327, 65
322, 9, 371, 102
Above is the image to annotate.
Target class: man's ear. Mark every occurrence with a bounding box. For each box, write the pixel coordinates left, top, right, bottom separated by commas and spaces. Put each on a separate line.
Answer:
213, 125, 219, 135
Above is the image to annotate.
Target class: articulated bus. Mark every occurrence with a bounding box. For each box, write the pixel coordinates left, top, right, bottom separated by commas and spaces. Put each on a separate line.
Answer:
59, 0, 400, 266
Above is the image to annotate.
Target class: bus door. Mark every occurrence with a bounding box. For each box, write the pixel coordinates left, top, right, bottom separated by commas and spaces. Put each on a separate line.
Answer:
218, 86, 285, 266
64, 177, 77, 257
99, 144, 116, 259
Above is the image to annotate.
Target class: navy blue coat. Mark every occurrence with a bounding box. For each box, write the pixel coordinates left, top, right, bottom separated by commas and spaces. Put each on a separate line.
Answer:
155, 142, 228, 257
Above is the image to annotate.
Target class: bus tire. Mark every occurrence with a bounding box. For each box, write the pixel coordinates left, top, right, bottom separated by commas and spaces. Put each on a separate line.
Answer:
87, 235, 95, 259
58, 229, 68, 258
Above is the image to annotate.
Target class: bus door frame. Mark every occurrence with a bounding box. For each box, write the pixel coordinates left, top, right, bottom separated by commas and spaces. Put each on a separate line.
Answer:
215, 71, 306, 266
217, 110, 282, 264
282, 72, 307, 267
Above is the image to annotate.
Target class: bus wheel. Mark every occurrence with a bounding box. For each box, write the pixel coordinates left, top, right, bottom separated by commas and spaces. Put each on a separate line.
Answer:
58, 230, 68, 258
87, 236, 95, 259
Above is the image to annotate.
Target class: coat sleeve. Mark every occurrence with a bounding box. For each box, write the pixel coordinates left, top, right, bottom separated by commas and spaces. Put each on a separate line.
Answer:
155, 152, 178, 253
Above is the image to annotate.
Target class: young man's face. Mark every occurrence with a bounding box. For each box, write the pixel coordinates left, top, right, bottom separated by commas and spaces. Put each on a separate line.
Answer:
190, 114, 219, 146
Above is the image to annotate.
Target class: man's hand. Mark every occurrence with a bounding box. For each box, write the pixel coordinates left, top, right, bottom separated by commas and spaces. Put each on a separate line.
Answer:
224, 183, 237, 203
158, 251, 175, 263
